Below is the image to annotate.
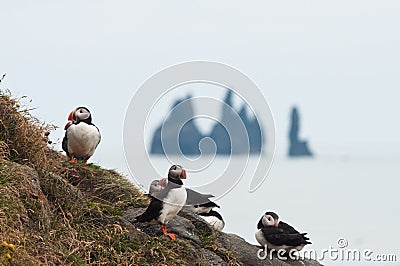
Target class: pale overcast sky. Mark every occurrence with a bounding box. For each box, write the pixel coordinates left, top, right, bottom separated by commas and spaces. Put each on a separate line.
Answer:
1, 1, 399, 171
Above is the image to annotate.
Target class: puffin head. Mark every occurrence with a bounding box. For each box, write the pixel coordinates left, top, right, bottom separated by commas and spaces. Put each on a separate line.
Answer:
67, 107, 92, 122
168, 165, 187, 184
74, 107, 92, 122
65, 107, 92, 129
257, 211, 279, 228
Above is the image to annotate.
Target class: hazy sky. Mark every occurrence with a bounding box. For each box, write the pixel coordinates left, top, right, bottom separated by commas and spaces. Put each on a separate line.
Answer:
1, 1, 399, 171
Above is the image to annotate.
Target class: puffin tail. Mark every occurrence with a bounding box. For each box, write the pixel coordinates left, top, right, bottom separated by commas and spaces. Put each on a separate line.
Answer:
134, 208, 157, 223
134, 214, 144, 223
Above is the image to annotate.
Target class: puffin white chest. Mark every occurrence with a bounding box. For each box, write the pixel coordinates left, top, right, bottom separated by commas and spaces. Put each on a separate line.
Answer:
199, 215, 225, 231
158, 186, 187, 224
255, 230, 268, 246
67, 123, 100, 158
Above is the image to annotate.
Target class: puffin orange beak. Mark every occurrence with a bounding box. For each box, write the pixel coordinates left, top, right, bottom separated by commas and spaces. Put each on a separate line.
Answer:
181, 169, 187, 179
67, 110, 74, 121
275, 220, 279, 228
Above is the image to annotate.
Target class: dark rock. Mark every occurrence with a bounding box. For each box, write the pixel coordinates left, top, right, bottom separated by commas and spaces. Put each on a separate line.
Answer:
123, 207, 203, 246
150, 96, 204, 155
199, 248, 228, 266
124, 207, 321, 266
216, 233, 320, 266
150, 89, 264, 155
288, 107, 313, 157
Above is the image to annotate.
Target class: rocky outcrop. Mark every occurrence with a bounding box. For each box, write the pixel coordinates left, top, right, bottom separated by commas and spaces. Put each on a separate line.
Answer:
125, 208, 321, 266
1, 160, 321, 265
209, 90, 263, 154
150, 95, 204, 155
150, 90, 264, 155
288, 107, 313, 157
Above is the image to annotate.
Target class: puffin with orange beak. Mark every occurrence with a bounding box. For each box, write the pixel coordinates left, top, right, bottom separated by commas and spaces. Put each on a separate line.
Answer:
147, 176, 225, 231
255, 211, 311, 252
135, 165, 187, 240
62, 107, 101, 163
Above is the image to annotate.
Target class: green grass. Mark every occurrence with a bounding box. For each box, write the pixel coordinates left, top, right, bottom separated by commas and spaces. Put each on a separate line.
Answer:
194, 219, 242, 266
0, 91, 245, 266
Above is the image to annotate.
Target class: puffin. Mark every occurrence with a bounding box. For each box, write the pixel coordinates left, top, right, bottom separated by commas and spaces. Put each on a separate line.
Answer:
255, 211, 311, 252
198, 210, 225, 231
184, 188, 220, 214
148, 178, 168, 196
148, 179, 220, 214
62, 107, 101, 163
135, 165, 187, 240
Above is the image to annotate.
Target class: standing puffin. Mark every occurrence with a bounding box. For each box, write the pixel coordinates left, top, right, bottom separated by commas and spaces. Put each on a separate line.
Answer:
148, 179, 220, 214
135, 165, 187, 240
255, 211, 311, 252
62, 107, 101, 163
147, 177, 224, 230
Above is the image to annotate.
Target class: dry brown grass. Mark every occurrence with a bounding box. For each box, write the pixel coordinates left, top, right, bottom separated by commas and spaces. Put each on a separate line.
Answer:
0, 91, 206, 265
0, 90, 56, 169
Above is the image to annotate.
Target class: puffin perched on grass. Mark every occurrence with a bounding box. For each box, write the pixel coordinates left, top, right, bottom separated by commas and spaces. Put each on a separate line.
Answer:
135, 165, 187, 240
255, 211, 311, 252
62, 107, 101, 163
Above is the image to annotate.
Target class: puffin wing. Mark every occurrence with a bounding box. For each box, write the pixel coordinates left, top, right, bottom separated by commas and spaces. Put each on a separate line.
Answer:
261, 227, 311, 247
135, 196, 163, 222
94, 124, 101, 148
279, 233, 311, 247
136, 180, 184, 223
62, 132, 70, 157
198, 201, 220, 209
279, 221, 300, 234
186, 188, 215, 205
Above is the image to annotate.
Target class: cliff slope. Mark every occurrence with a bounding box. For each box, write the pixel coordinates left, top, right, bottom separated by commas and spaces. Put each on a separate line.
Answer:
0, 92, 320, 265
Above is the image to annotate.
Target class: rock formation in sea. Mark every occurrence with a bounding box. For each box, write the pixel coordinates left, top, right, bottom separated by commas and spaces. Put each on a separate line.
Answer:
150, 90, 263, 155
288, 106, 313, 157
209, 90, 263, 154
150, 95, 204, 155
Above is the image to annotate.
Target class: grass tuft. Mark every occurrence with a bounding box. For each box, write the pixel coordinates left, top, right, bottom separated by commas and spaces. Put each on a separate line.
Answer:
0, 91, 201, 265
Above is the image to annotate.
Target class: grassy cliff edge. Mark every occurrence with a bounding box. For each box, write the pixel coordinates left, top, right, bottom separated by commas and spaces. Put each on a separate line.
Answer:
0, 91, 320, 266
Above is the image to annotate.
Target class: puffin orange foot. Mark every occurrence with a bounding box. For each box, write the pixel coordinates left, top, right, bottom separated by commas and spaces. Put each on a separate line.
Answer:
165, 233, 176, 240
69, 155, 77, 163
161, 224, 176, 240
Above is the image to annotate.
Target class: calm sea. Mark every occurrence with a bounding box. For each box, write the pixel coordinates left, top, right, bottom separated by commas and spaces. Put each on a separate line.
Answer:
103, 153, 400, 265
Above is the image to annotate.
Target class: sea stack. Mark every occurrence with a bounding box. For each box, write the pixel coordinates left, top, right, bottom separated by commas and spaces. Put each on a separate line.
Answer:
288, 106, 313, 157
